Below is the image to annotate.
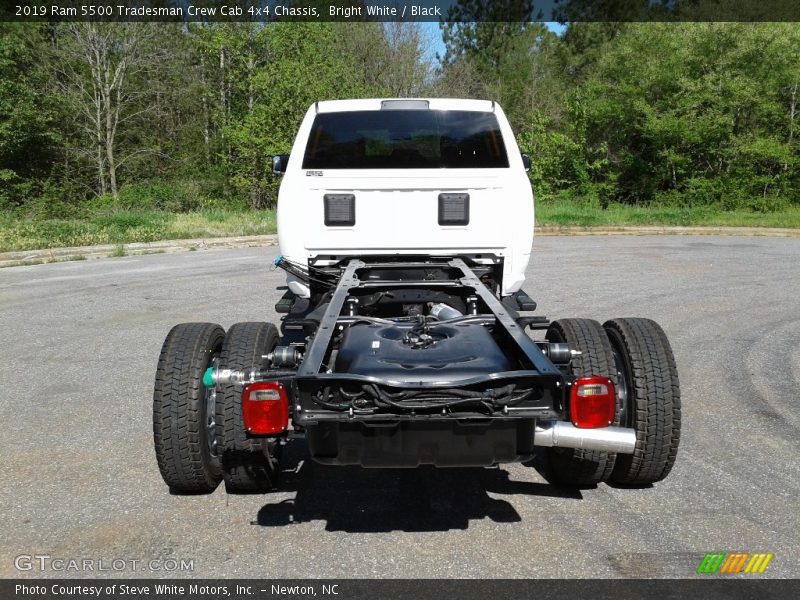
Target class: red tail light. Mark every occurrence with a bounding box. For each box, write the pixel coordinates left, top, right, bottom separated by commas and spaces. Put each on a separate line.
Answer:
242, 382, 288, 435
569, 376, 616, 429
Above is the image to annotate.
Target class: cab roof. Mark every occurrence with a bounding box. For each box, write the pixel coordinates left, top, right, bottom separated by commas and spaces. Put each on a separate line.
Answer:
315, 98, 496, 113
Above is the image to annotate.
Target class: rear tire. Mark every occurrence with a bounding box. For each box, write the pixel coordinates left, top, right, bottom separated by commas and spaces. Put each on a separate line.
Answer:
153, 323, 225, 494
217, 322, 282, 493
545, 318, 619, 487
604, 318, 681, 485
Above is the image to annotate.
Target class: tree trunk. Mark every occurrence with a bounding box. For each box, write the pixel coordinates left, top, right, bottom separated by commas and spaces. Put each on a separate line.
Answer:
59, 23, 151, 201
786, 82, 797, 172
95, 92, 107, 197
219, 45, 227, 116
97, 138, 106, 196
106, 120, 118, 201
247, 53, 255, 111
200, 53, 210, 160
104, 69, 118, 201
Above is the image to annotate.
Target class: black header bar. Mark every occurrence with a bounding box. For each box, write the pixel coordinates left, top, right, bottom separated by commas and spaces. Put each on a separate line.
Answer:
2, 1, 800, 23
3, 579, 800, 600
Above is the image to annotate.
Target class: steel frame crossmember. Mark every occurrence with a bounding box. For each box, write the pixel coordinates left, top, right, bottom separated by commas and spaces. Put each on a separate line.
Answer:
296, 259, 364, 377
448, 258, 561, 376
296, 257, 561, 379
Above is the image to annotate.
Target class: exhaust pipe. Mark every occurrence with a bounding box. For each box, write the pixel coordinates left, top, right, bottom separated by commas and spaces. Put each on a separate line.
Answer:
535, 421, 636, 454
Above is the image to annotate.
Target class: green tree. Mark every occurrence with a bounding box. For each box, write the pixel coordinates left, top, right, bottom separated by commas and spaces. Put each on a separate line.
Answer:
223, 22, 430, 208
0, 24, 58, 209
573, 23, 800, 207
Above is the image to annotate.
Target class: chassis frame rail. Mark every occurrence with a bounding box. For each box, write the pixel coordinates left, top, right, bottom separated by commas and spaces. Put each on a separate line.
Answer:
297, 257, 561, 379
291, 257, 567, 424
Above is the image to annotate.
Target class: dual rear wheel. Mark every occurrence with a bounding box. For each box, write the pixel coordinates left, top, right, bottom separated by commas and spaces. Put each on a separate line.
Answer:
153, 322, 281, 494
153, 317, 680, 492
545, 317, 681, 487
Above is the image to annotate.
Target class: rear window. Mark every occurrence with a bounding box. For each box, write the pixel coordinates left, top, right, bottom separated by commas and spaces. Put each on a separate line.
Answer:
302, 110, 509, 169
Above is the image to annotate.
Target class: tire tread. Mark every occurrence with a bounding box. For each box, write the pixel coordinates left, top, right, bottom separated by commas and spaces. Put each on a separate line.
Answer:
217, 322, 281, 493
605, 318, 681, 485
153, 323, 224, 493
545, 318, 619, 486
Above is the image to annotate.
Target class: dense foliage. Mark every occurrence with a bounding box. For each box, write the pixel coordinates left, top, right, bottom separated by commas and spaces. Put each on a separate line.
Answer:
0, 21, 797, 218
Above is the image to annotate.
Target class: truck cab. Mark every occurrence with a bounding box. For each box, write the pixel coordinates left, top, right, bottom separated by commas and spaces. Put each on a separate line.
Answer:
275, 98, 534, 298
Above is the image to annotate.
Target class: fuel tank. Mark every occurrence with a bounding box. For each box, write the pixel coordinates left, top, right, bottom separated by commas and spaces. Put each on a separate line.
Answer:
334, 322, 511, 383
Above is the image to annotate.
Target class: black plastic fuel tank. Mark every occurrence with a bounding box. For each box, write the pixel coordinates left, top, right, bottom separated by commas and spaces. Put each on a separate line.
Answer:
334, 322, 510, 383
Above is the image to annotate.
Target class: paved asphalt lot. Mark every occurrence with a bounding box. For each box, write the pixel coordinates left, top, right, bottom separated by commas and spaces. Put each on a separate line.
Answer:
1, 236, 798, 579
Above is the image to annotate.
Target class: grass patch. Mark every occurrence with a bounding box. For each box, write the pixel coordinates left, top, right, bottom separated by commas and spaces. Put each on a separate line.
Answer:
168, 210, 277, 238
2, 259, 45, 267
67, 255, 87, 261
0, 209, 277, 252
0, 201, 797, 253
110, 244, 127, 258
535, 199, 800, 228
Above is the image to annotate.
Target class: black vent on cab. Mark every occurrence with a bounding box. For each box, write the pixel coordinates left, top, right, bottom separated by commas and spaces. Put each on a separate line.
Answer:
438, 193, 470, 226
324, 194, 356, 226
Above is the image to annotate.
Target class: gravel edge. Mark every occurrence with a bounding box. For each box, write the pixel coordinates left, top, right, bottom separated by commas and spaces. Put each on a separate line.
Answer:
1, 226, 798, 268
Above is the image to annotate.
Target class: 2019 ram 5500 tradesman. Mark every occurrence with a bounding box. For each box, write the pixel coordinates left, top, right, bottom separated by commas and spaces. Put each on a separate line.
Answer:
153, 99, 681, 493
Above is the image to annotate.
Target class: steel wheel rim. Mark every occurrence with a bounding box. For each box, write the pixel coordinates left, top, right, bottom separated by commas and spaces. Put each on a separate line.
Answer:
611, 343, 631, 427
205, 356, 218, 457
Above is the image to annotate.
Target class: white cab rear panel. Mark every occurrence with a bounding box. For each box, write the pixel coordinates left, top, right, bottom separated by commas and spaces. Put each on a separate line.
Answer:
277, 99, 534, 296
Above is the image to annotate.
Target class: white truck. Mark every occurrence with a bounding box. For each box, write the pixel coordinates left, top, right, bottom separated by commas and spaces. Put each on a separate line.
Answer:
153, 99, 681, 493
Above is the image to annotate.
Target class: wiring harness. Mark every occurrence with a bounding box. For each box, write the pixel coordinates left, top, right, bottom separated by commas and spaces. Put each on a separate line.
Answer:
311, 383, 536, 415
273, 255, 340, 289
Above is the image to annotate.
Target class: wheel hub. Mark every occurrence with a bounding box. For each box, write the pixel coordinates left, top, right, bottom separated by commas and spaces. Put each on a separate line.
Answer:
205, 357, 219, 456
611, 345, 630, 427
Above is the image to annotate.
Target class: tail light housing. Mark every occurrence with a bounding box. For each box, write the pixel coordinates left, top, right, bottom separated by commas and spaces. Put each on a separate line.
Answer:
242, 382, 288, 435
569, 376, 616, 429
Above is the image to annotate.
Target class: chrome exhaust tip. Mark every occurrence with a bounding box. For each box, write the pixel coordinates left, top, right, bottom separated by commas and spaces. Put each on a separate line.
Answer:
534, 421, 636, 454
